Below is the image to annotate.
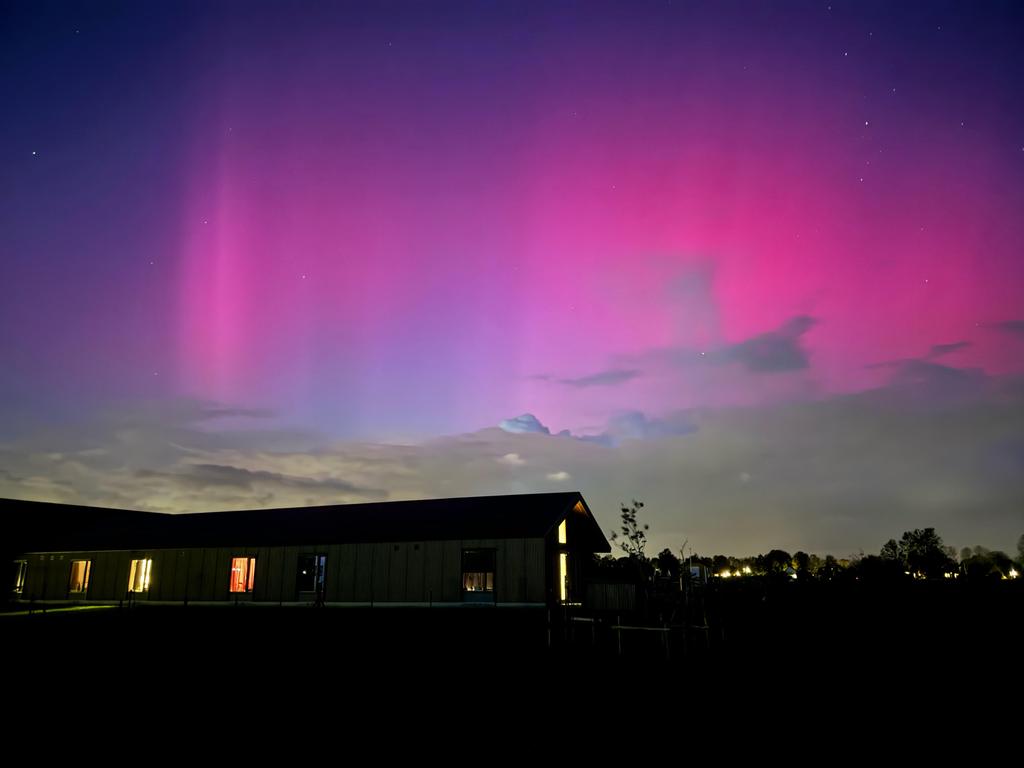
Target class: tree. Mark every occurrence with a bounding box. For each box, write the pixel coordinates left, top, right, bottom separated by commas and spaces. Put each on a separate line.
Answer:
820, 554, 840, 580
808, 553, 823, 575
898, 528, 955, 579
609, 499, 649, 559
654, 548, 680, 579
880, 539, 900, 561
793, 551, 810, 575
962, 548, 1015, 580
850, 554, 903, 582
712, 554, 730, 575
756, 549, 792, 576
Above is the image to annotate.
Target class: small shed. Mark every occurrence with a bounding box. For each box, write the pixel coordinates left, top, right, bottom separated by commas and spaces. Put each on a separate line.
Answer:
4, 492, 610, 609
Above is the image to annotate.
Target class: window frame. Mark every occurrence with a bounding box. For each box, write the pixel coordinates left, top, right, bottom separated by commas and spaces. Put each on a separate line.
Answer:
296, 553, 327, 595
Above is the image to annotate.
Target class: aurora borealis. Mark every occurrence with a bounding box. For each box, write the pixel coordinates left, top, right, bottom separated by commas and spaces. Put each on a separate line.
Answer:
2, 1, 1023, 555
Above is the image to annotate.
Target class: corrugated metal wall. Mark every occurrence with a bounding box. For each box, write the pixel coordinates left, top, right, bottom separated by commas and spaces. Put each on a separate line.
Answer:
16, 537, 548, 605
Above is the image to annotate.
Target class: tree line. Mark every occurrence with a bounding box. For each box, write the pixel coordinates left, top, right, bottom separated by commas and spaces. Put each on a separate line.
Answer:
596, 499, 1023, 583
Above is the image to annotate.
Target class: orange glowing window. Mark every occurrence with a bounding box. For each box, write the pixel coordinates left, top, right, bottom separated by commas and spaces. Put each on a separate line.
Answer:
68, 560, 91, 593
230, 556, 256, 593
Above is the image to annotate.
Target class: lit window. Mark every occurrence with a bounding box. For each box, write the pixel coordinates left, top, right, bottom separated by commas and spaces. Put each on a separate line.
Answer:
128, 559, 152, 592
68, 560, 91, 593
558, 519, 567, 544
559, 552, 569, 603
462, 549, 495, 595
296, 554, 327, 593
11, 561, 27, 593
230, 556, 256, 593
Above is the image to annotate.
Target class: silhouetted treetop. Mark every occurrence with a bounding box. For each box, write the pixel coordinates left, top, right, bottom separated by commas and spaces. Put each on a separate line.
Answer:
609, 499, 649, 560
897, 528, 956, 579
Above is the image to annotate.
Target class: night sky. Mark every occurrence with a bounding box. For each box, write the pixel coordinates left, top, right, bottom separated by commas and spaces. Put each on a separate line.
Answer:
2, 1, 1023, 556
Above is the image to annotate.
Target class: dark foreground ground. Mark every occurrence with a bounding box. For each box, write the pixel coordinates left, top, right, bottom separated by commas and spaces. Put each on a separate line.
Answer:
3, 579, 1019, 735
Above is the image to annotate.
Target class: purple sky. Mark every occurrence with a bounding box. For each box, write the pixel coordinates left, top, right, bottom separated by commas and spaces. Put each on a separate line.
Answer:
2, 1, 1023, 556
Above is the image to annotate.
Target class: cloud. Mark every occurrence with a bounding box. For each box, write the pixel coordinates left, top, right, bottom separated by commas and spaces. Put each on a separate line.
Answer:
866, 349, 988, 403
498, 453, 525, 466
926, 341, 971, 359
612, 315, 818, 392
96, 399, 276, 426
557, 369, 641, 388
2, 382, 1022, 558
719, 315, 817, 372
498, 413, 551, 434
606, 410, 698, 440
987, 320, 1024, 338
578, 410, 700, 446
136, 463, 384, 498
882, 360, 987, 401
498, 408, 698, 447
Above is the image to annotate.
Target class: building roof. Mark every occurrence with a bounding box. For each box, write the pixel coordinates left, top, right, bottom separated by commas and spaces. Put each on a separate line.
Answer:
2, 492, 611, 553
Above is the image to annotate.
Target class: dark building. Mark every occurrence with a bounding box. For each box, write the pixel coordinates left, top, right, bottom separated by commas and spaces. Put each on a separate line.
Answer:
4, 492, 610, 609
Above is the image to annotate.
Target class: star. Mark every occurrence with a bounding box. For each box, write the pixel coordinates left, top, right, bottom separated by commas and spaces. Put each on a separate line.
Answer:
31, 150, 37, 156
